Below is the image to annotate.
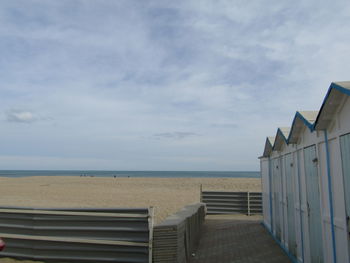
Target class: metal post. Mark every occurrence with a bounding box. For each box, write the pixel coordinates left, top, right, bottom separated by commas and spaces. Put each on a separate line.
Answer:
248, 191, 250, 216
148, 206, 154, 263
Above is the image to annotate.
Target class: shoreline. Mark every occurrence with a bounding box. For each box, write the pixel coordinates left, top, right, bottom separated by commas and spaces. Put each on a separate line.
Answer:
0, 170, 260, 179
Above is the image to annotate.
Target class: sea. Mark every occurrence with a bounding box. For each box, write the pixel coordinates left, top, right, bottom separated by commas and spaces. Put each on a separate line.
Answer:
0, 170, 260, 178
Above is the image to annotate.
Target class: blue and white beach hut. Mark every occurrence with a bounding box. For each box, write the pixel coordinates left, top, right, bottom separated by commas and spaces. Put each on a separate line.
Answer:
260, 82, 350, 263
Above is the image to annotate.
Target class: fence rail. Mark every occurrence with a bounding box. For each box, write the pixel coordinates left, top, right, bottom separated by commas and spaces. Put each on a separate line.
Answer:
153, 203, 206, 263
201, 191, 262, 215
0, 206, 153, 263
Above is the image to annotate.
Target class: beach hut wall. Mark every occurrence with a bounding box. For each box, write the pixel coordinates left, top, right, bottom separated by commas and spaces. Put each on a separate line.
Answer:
260, 81, 350, 263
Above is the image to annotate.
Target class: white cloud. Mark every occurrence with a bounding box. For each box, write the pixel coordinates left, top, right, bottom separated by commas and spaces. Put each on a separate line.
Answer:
6, 110, 35, 123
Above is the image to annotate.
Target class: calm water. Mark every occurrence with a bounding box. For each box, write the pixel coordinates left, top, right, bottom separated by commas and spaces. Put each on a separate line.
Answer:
0, 170, 260, 178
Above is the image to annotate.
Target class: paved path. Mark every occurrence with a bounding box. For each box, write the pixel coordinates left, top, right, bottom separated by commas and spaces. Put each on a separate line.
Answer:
190, 215, 291, 263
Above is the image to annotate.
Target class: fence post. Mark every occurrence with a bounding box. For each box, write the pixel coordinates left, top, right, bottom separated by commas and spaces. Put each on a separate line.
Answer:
200, 184, 203, 202
247, 191, 250, 216
148, 206, 154, 263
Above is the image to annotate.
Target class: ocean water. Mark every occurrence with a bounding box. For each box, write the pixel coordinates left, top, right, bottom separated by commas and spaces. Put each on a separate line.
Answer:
0, 170, 260, 178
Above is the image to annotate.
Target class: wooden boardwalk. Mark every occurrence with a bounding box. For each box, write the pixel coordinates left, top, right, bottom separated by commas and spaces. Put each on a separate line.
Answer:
190, 215, 291, 263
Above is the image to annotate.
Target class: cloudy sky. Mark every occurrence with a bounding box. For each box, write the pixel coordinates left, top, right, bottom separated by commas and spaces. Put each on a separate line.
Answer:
0, 0, 349, 171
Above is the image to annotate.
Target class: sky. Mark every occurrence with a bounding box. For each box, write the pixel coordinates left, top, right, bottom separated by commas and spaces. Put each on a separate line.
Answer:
1, 0, 350, 171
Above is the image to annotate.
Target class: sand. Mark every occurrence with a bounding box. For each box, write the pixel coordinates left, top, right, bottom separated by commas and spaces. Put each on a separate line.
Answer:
0, 176, 261, 262
0, 176, 261, 223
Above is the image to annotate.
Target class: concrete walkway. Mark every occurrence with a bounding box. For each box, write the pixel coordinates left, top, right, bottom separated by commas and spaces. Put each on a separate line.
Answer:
190, 215, 291, 263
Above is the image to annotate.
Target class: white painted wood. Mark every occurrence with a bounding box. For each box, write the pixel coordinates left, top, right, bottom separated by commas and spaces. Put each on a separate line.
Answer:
260, 85, 350, 262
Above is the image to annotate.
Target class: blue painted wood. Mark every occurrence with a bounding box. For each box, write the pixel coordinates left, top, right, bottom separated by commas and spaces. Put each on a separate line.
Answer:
280, 156, 286, 243
304, 145, 324, 263
340, 133, 350, 234
297, 150, 305, 262
285, 153, 297, 257
272, 158, 282, 240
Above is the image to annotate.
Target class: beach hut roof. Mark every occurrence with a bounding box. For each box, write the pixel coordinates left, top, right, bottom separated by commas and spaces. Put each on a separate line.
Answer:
315, 81, 350, 130
287, 111, 318, 144
272, 127, 290, 151
262, 136, 275, 157
268, 136, 275, 146
261, 81, 350, 157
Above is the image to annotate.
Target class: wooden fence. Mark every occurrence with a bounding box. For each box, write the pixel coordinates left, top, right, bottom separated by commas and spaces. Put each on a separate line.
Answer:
0, 206, 153, 263
201, 191, 262, 215
153, 203, 206, 263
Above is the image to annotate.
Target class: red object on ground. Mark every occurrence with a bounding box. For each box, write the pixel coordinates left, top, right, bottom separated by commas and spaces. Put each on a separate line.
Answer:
0, 238, 5, 251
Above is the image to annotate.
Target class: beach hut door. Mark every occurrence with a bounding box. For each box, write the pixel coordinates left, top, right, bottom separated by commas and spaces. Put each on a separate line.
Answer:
304, 145, 324, 263
285, 153, 297, 257
340, 133, 350, 251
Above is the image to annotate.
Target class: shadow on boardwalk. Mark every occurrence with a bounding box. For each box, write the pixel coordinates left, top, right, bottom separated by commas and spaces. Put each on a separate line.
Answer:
190, 215, 291, 263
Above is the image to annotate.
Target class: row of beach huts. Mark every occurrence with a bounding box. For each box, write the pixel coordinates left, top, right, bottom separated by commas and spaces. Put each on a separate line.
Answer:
260, 81, 350, 263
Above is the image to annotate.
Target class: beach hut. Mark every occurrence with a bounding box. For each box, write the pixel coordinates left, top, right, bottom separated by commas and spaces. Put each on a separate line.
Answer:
260, 82, 350, 263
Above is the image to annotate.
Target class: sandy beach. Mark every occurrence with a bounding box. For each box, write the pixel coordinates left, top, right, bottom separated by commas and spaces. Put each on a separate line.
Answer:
0, 176, 261, 223
0, 176, 261, 262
